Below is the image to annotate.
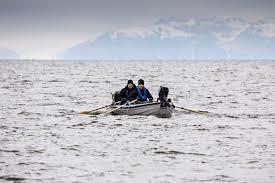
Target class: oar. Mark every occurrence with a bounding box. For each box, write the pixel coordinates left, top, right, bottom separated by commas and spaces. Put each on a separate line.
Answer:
101, 99, 138, 116
174, 105, 209, 115
80, 104, 111, 114
174, 105, 238, 118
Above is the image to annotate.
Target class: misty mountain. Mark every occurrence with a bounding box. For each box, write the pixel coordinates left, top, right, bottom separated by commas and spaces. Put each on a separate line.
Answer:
58, 17, 275, 60
0, 48, 19, 59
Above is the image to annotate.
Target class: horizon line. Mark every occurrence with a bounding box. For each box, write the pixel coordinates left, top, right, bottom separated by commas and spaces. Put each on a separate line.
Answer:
0, 59, 274, 62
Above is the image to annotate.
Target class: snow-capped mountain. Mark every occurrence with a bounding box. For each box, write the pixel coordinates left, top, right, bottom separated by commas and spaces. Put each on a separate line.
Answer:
58, 17, 275, 60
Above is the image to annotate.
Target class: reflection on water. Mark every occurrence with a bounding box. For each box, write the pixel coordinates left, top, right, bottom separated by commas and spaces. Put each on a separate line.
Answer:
0, 60, 275, 182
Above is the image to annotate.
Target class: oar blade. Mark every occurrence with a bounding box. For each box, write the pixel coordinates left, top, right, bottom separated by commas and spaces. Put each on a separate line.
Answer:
174, 105, 209, 115
80, 111, 91, 114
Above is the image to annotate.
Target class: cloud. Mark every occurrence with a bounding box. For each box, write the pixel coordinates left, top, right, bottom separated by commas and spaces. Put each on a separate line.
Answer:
0, 0, 275, 59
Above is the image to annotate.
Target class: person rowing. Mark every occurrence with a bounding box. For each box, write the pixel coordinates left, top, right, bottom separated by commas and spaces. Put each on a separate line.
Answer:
119, 80, 138, 104
136, 79, 153, 102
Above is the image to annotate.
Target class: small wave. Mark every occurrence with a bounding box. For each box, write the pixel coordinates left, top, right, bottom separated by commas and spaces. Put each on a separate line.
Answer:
38, 102, 62, 106
0, 176, 25, 181
225, 136, 239, 139
17, 111, 31, 115
151, 123, 162, 126
71, 121, 98, 127
0, 149, 20, 153
213, 94, 234, 98
17, 162, 29, 165
60, 145, 81, 152
47, 79, 65, 82
17, 111, 42, 116
0, 125, 8, 129
216, 125, 232, 129
247, 160, 259, 164
27, 149, 46, 154
58, 109, 77, 115
235, 113, 275, 119
154, 150, 208, 156
205, 113, 272, 119
21, 79, 31, 83
198, 175, 235, 182
111, 123, 123, 127
79, 80, 100, 83
2, 86, 10, 89
44, 109, 77, 117
195, 128, 210, 131
207, 101, 223, 105
245, 91, 261, 95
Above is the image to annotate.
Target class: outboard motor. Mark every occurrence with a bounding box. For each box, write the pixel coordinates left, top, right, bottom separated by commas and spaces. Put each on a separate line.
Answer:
112, 91, 121, 103
158, 86, 170, 107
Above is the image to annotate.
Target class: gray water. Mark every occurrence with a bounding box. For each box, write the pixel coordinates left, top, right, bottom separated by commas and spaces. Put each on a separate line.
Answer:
0, 60, 275, 182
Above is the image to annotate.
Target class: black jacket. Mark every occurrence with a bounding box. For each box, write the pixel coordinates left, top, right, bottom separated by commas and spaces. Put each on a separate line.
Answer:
119, 85, 138, 102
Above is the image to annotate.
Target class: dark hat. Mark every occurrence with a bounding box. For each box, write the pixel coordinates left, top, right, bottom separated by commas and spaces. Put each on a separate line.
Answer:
138, 79, 144, 85
127, 80, 134, 84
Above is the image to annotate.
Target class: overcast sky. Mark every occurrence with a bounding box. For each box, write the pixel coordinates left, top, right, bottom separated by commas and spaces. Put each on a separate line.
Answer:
1, 0, 275, 59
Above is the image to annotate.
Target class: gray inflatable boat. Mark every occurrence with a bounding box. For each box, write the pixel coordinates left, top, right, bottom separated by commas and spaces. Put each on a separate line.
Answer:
111, 86, 174, 118
110, 101, 174, 118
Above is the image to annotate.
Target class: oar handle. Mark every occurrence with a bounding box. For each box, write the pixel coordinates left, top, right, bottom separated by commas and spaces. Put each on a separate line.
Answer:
80, 104, 110, 114
101, 99, 138, 116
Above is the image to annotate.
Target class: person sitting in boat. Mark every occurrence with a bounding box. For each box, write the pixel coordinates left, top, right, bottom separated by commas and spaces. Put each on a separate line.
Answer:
119, 80, 138, 104
136, 79, 153, 102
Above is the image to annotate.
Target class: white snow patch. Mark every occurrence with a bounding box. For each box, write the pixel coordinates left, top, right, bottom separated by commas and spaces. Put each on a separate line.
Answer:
110, 23, 193, 40
257, 23, 275, 38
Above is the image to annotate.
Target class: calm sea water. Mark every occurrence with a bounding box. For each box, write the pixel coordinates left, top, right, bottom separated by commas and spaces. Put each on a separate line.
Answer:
0, 60, 275, 182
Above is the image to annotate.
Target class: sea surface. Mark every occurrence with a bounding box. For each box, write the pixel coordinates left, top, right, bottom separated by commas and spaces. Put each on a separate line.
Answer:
0, 60, 274, 182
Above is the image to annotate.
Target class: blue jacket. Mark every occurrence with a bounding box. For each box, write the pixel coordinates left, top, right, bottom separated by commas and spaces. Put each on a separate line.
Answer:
136, 86, 151, 101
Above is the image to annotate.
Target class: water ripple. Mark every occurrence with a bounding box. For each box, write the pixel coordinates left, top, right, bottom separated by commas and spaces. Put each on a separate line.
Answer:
0, 60, 274, 182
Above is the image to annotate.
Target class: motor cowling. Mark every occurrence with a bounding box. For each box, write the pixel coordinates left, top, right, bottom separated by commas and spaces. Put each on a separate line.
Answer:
112, 91, 121, 102
158, 86, 171, 107
158, 86, 169, 100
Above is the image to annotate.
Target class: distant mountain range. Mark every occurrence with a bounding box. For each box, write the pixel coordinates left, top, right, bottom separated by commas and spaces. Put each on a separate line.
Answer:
0, 48, 19, 59
1, 17, 274, 60
57, 17, 275, 60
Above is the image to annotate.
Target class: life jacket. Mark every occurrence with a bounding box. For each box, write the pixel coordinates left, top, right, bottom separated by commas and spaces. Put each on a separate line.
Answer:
136, 86, 147, 101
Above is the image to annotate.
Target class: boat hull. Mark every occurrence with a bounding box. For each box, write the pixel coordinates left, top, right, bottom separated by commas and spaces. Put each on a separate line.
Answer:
111, 102, 174, 118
